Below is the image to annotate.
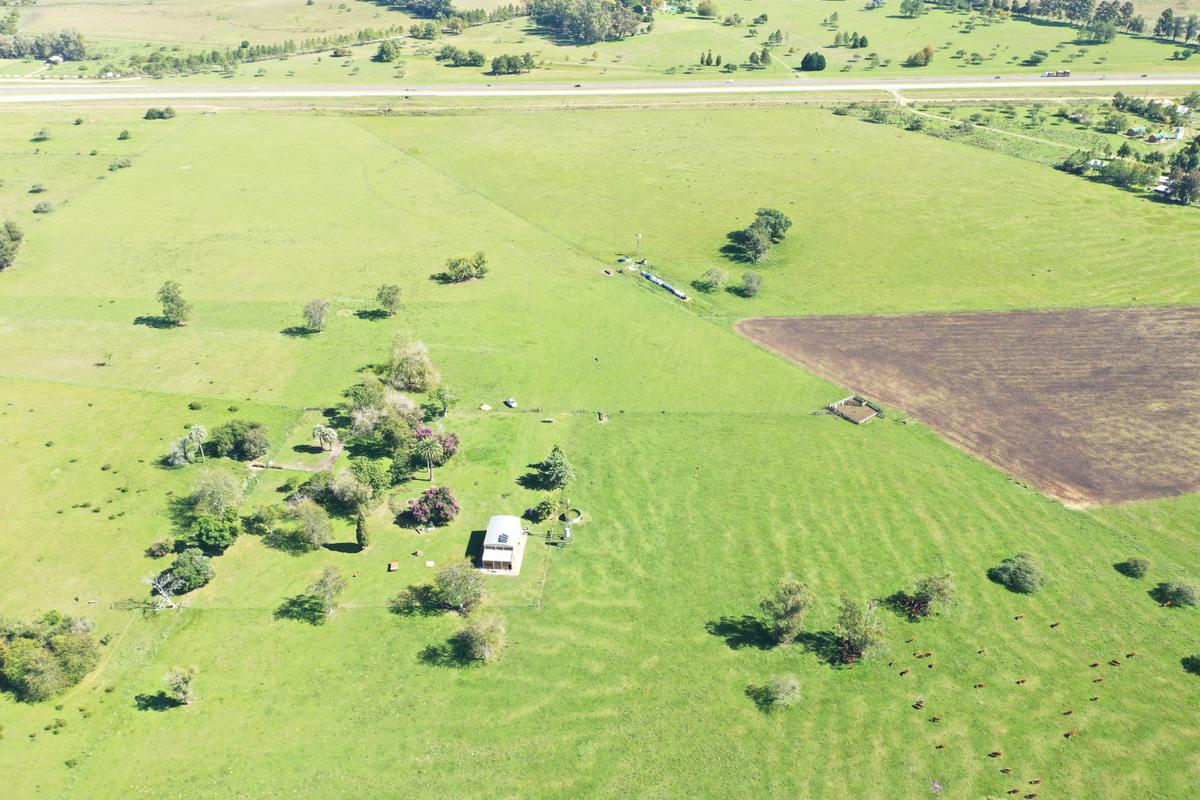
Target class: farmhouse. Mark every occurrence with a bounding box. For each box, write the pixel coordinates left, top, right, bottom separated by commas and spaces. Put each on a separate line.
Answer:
480, 515, 529, 575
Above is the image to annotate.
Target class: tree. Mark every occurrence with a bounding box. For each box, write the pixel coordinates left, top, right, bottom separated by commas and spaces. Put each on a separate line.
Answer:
739, 272, 763, 297
424, 386, 459, 419
409, 485, 460, 527
187, 424, 207, 462
313, 424, 338, 451
414, 436, 445, 481
697, 0, 719, 18
1169, 168, 1200, 204
1155, 9, 1175, 38
276, 567, 347, 624
303, 298, 331, 331
759, 577, 814, 646
900, 0, 925, 16
190, 468, 243, 517
291, 498, 332, 550
988, 553, 1047, 594
388, 335, 441, 391
210, 419, 270, 461
144, 572, 184, 610
356, 513, 369, 551
375, 40, 399, 62
460, 613, 507, 662
539, 445, 576, 489
752, 208, 792, 243
168, 548, 215, 593
165, 667, 196, 705
156, 280, 191, 325
695, 267, 729, 292
741, 224, 771, 262
441, 251, 488, 282
190, 512, 241, 554
376, 284, 401, 316
349, 457, 389, 498
433, 560, 487, 613
799, 51, 826, 71
905, 45, 935, 67
834, 596, 886, 663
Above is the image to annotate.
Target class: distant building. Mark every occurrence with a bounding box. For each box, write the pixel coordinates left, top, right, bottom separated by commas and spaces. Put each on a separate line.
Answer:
46, 55, 63, 65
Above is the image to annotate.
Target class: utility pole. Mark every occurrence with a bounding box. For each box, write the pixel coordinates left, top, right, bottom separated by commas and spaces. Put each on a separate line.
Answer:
635, 232, 642, 255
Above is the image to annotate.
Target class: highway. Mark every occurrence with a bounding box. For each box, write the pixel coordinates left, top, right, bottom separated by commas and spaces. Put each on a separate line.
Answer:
0, 72, 1198, 104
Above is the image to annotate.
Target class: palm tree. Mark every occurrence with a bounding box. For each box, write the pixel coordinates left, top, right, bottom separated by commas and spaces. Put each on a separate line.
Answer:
187, 424, 208, 462
413, 437, 444, 481
313, 425, 338, 452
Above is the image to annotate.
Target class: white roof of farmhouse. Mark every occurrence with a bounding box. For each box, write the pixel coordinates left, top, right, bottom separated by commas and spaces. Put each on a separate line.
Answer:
484, 515, 522, 548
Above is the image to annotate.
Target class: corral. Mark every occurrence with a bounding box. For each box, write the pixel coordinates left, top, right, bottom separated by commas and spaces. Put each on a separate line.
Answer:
739, 307, 1200, 506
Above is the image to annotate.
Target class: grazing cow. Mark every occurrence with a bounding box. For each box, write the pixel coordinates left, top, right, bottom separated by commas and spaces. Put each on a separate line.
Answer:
1126, 651, 1136, 658
1064, 730, 1076, 739
1016, 678, 1027, 685
1090, 696, 1100, 701
1109, 659, 1121, 666
930, 716, 941, 723
974, 682, 987, 688
1063, 710, 1073, 716
900, 668, 912, 676
1050, 622, 1060, 628
1000, 768, 1013, 774
989, 751, 1003, 758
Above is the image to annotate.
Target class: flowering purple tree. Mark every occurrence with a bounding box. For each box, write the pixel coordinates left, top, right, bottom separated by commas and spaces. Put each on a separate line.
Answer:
416, 426, 459, 466
409, 486, 460, 526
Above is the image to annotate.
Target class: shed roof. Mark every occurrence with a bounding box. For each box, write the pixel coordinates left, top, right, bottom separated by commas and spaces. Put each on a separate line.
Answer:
484, 515, 523, 548
482, 547, 514, 563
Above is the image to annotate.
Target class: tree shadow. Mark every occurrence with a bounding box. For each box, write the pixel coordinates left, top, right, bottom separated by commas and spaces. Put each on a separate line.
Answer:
134, 691, 181, 711
721, 230, 753, 263
517, 461, 551, 491
112, 597, 164, 618
417, 632, 475, 668
274, 593, 327, 625
744, 683, 779, 713
280, 325, 319, 337
705, 615, 774, 651
1149, 583, 1193, 607
293, 444, 324, 455
1113, 560, 1147, 579
133, 315, 177, 329
797, 630, 844, 666
883, 590, 923, 622
322, 541, 360, 554
263, 528, 316, 556
354, 309, 390, 321
1182, 655, 1200, 676
389, 583, 444, 616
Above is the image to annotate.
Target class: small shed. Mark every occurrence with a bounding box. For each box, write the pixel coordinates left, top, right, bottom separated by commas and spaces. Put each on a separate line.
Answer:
828, 395, 882, 425
480, 515, 528, 575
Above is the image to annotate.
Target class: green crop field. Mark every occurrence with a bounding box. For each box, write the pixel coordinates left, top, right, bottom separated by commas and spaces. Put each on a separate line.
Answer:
0, 98, 1198, 799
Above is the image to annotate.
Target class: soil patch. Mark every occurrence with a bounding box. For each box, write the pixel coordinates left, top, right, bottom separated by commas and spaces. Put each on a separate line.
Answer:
738, 307, 1200, 506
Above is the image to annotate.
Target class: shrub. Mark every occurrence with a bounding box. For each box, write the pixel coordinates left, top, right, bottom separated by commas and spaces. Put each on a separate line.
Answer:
526, 495, 560, 523
751, 674, 801, 711
144, 107, 176, 120
902, 573, 957, 619
440, 251, 488, 282
458, 613, 506, 662
1155, 582, 1199, 607
29, 183, 46, 194
33, 201, 53, 214
410, 486, 460, 527
117, 130, 131, 140
695, 267, 729, 292
1115, 557, 1150, 579
739, 272, 762, 297
988, 553, 1047, 594
697, 0, 718, 17
145, 538, 174, 559
432, 559, 486, 613
349, 457, 390, 498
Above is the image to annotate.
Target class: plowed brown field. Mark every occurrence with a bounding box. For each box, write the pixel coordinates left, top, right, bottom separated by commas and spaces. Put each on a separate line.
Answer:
738, 307, 1200, 506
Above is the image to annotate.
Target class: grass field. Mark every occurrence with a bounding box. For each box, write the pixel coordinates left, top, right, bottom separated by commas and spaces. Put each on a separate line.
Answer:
0, 101, 1198, 799
11, 1, 1200, 84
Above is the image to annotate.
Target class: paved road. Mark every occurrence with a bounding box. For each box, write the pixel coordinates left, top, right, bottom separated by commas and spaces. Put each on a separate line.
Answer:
1, 72, 1199, 103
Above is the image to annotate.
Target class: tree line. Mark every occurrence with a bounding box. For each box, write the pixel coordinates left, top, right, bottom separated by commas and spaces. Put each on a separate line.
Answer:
530, 0, 644, 44
0, 29, 87, 60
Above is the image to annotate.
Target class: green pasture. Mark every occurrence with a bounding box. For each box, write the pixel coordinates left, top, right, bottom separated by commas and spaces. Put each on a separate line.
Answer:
0, 103, 1198, 799
10, 0, 1200, 85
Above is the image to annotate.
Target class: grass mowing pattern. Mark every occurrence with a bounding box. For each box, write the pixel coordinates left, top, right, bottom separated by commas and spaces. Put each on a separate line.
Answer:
0, 105, 1197, 798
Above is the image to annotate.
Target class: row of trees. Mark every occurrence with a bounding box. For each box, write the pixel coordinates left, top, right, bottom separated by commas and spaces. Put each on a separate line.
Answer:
833, 31, 869, 49
694, 268, 762, 297
799, 51, 827, 72
491, 52, 537, 74
435, 44, 486, 67
530, 0, 643, 44
0, 29, 87, 60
